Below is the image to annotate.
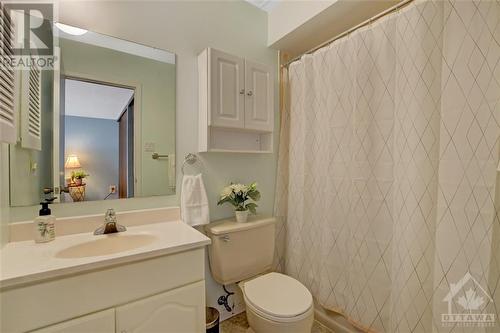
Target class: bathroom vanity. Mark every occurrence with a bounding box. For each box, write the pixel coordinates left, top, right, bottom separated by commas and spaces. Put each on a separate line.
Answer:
0, 211, 210, 333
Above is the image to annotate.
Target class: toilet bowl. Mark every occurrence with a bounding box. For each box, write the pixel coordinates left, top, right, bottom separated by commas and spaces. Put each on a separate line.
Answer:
239, 272, 314, 333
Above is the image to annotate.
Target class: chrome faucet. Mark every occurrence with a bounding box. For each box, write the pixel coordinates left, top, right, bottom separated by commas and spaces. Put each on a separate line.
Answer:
94, 209, 127, 235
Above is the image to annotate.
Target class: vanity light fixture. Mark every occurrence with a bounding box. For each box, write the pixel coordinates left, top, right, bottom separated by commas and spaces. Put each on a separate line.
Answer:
55, 23, 88, 36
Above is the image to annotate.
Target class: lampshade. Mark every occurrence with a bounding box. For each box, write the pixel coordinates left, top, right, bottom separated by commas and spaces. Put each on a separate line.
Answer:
65, 155, 81, 168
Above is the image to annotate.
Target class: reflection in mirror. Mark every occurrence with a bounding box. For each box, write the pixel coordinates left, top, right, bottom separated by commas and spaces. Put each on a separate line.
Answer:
9, 23, 176, 207
62, 78, 135, 202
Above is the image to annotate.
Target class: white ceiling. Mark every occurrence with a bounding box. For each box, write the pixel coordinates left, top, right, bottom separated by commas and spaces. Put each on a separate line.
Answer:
245, 0, 280, 12
64, 79, 134, 120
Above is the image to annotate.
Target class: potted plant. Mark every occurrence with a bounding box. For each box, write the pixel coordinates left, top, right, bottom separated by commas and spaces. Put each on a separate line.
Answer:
217, 182, 260, 223
71, 170, 89, 186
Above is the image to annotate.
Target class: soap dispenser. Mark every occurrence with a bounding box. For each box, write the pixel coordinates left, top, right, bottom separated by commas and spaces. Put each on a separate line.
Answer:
34, 201, 55, 243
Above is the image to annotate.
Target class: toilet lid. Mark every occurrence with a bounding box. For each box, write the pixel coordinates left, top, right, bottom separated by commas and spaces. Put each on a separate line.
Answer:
244, 272, 313, 318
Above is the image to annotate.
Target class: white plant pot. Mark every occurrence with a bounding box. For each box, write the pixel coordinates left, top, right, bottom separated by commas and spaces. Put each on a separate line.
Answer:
235, 210, 249, 223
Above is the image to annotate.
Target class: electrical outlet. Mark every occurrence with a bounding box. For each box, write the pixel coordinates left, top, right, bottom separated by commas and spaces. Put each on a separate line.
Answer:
109, 185, 116, 194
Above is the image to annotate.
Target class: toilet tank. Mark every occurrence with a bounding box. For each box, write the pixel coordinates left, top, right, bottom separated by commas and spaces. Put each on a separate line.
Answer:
205, 217, 276, 285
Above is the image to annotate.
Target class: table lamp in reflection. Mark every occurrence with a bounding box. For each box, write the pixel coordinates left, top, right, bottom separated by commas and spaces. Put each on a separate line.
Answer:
65, 155, 81, 185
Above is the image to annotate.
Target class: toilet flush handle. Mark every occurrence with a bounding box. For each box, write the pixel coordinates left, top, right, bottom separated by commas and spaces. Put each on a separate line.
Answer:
220, 234, 230, 242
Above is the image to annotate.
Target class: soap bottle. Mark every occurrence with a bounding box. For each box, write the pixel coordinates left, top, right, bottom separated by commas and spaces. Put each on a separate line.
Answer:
34, 201, 55, 243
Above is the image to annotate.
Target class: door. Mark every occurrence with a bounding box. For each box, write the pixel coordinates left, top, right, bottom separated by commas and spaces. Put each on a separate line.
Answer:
118, 98, 135, 199
210, 48, 245, 128
32, 309, 115, 333
118, 108, 128, 198
116, 281, 205, 333
244, 60, 273, 132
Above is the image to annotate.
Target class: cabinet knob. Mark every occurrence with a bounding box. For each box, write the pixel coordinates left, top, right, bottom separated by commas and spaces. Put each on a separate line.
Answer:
247, 91, 253, 96
239, 89, 245, 95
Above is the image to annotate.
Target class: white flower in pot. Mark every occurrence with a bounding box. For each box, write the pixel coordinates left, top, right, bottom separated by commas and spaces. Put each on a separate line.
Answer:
217, 182, 260, 223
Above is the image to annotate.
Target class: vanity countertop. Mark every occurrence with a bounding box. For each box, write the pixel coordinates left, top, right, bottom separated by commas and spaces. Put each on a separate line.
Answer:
0, 221, 210, 289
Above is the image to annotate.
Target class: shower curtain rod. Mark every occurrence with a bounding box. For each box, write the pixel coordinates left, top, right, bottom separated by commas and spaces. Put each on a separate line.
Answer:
281, 0, 414, 68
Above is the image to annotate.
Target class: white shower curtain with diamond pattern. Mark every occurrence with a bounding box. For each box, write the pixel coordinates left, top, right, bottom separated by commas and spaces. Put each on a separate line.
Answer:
274, 1, 500, 332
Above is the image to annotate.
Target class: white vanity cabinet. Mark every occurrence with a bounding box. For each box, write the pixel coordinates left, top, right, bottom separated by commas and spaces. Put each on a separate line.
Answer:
32, 309, 115, 333
1, 248, 206, 333
31, 281, 205, 333
198, 47, 274, 153
116, 281, 205, 333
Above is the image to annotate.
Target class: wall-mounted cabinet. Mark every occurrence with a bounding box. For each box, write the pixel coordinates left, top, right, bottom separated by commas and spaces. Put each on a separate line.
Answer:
198, 48, 274, 153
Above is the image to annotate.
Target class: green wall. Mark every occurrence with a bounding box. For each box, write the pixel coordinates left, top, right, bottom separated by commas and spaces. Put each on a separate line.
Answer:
4, 0, 278, 229
53, 0, 279, 222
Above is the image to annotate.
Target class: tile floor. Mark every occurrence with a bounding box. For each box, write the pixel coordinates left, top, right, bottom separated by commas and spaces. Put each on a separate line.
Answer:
220, 312, 334, 333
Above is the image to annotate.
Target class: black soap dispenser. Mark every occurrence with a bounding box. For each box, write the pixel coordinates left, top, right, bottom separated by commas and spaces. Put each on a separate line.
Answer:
34, 201, 55, 243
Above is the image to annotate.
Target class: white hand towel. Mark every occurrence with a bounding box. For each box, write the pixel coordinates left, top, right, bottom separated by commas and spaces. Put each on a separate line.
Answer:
181, 174, 209, 226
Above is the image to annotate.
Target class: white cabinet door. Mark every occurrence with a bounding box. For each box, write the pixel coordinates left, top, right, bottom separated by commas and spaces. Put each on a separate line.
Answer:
210, 48, 245, 128
244, 60, 273, 132
32, 309, 115, 333
116, 281, 205, 333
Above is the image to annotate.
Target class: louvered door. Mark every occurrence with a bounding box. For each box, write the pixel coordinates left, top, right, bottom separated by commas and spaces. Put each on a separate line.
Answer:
0, 4, 16, 144
20, 62, 42, 150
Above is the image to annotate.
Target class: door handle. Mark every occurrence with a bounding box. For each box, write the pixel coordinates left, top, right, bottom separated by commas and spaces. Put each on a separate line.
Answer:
247, 91, 253, 96
239, 89, 245, 95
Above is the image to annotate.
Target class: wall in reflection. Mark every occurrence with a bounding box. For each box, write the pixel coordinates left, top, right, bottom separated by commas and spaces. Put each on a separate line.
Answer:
65, 115, 119, 201
59, 37, 176, 201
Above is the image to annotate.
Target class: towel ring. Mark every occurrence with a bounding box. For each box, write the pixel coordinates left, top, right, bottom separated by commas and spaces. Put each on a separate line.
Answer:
181, 153, 201, 175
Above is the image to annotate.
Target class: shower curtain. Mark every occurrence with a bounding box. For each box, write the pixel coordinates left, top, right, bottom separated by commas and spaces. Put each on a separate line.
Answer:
275, 0, 500, 332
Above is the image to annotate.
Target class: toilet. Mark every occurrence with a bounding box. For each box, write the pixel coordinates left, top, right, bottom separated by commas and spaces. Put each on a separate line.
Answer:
205, 217, 314, 333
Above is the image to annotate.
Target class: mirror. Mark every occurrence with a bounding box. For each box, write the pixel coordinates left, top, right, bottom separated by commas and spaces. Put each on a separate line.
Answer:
9, 22, 176, 206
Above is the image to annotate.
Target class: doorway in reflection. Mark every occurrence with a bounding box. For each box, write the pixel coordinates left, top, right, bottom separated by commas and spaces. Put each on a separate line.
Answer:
62, 78, 134, 202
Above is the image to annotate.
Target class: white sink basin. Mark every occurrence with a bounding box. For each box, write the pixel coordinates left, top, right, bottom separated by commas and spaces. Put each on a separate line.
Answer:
55, 233, 158, 259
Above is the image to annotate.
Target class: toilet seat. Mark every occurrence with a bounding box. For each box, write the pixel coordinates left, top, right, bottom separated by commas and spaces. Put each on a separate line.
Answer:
241, 272, 313, 323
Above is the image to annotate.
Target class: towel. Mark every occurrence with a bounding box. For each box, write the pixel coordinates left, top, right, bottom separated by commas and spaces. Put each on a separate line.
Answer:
181, 174, 209, 226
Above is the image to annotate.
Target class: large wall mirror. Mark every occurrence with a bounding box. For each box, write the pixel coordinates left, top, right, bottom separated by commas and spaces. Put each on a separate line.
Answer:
9, 21, 176, 207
